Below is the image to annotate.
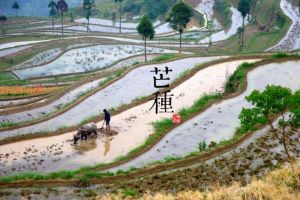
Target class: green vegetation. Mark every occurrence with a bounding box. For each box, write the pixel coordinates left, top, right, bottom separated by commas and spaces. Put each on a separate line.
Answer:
0, 164, 113, 183
0, 48, 45, 70
150, 53, 178, 62
2, 56, 300, 183
249, 0, 287, 31
113, 93, 221, 163
12, 1, 20, 17
238, 0, 250, 49
0, 79, 30, 86
209, 0, 291, 54
82, 171, 114, 179
122, 189, 137, 197
0, 90, 224, 182
122, 0, 177, 20
82, 0, 115, 19
226, 54, 300, 93
225, 62, 255, 93
0, 72, 17, 81
213, 0, 232, 29
0, 121, 18, 128
167, 1, 194, 53
0, 74, 85, 86
239, 85, 300, 166
271, 52, 289, 59
198, 141, 207, 152
242, 28, 289, 53
56, 0, 68, 36
48, 1, 58, 30
115, 0, 123, 33
83, 0, 95, 32
137, 15, 155, 62
0, 15, 7, 35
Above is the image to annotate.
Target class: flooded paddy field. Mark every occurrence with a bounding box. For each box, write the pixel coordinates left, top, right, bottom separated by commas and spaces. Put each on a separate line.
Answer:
0, 59, 258, 175
0, 119, 298, 199
13, 45, 178, 79
0, 56, 223, 140
110, 60, 300, 171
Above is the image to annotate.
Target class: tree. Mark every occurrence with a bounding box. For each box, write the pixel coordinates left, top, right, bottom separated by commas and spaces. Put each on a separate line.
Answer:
206, 20, 215, 53
70, 12, 74, 22
0, 15, 7, 35
238, 0, 250, 50
289, 91, 300, 128
12, 1, 20, 17
56, 0, 68, 36
167, 1, 193, 53
237, 27, 243, 41
83, 0, 95, 32
48, 1, 57, 30
239, 85, 300, 169
112, 12, 116, 26
114, 0, 123, 33
137, 15, 155, 62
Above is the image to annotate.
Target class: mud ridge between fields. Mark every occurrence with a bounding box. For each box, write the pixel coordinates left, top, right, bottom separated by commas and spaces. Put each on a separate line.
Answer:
0, 56, 298, 188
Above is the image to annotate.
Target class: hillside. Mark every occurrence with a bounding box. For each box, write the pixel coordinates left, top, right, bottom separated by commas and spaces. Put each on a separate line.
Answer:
0, 0, 180, 21
0, 0, 82, 17
73, 0, 178, 21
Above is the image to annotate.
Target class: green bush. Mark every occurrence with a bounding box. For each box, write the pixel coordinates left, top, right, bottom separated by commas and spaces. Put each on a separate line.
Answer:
225, 62, 255, 93
213, 0, 232, 29
123, 189, 137, 197
198, 141, 207, 152
151, 54, 177, 62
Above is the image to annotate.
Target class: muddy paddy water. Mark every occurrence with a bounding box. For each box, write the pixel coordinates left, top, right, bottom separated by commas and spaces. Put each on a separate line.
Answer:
0, 54, 158, 123
0, 59, 258, 175
0, 57, 224, 140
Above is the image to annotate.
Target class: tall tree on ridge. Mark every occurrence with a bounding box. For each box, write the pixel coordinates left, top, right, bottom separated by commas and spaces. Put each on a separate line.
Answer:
83, 0, 95, 32
0, 15, 7, 35
48, 1, 57, 30
167, 1, 193, 53
114, 0, 123, 33
12, 1, 20, 17
137, 15, 155, 62
238, 0, 250, 50
56, 0, 68, 36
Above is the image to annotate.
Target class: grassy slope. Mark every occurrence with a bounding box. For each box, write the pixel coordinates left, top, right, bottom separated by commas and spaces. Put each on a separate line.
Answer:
210, 19, 290, 54
208, 0, 290, 54
0, 72, 17, 81
0, 48, 44, 71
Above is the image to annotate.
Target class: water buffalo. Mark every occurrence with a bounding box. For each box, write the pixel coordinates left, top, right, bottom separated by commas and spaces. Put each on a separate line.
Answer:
73, 124, 98, 144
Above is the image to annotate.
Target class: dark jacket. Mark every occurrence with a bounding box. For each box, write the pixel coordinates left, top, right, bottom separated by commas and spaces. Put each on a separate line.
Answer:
104, 111, 111, 122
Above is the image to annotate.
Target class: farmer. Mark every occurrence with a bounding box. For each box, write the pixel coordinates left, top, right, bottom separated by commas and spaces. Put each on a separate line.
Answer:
103, 109, 111, 132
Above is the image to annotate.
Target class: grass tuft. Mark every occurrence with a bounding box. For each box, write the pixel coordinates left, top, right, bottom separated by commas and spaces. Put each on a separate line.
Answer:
150, 54, 178, 62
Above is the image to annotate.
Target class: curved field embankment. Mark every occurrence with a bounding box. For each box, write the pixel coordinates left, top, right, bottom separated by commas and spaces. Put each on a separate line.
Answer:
0, 56, 228, 140
110, 59, 300, 172
0, 58, 259, 175
0, 56, 299, 188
